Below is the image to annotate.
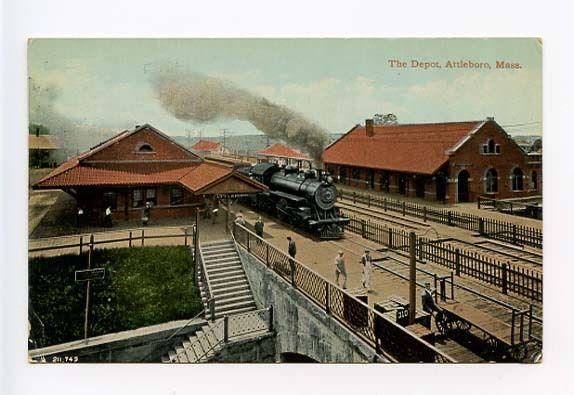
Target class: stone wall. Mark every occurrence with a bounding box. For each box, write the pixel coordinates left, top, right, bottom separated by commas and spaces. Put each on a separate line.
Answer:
29, 318, 206, 363
209, 333, 276, 363
238, 248, 387, 363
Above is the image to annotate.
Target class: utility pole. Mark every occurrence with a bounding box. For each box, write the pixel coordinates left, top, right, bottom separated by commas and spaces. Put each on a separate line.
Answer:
222, 128, 228, 152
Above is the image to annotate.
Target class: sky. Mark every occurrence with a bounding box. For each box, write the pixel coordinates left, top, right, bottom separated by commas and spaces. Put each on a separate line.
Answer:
28, 38, 542, 138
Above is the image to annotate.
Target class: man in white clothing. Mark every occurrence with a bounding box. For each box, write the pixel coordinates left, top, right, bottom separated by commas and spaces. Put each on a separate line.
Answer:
361, 249, 372, 290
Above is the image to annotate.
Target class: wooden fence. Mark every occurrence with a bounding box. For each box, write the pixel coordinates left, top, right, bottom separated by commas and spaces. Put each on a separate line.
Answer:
344, 213, 542, 303
338, 189, 542, 249
28, 227, 195, 257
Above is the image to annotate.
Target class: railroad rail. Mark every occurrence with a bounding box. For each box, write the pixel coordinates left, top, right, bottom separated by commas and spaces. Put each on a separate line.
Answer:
338, 189, 542, 249
343, 213, 543, 303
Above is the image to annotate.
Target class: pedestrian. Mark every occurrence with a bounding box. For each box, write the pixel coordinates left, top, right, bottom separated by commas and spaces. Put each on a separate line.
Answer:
76, 207, 84, 228
361, 249, 372, 291
142, 202, 151, 226
212, 199, 219, 224
104, 206, 113, 228
287, 236, 297, 277
235, 210, 246, 226
421, 282, 441, 314
254, 217, 264, 240
335, 250, 347, 289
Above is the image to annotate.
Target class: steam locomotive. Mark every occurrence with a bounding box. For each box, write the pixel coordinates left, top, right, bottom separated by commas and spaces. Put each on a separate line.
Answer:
237, 163, 349, 239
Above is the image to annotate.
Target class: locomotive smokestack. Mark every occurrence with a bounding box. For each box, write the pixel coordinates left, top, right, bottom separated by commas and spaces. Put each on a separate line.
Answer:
366, 119, 374, 137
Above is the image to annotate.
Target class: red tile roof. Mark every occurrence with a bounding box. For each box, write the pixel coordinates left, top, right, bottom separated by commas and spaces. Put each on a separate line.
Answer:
33, 125, 267, 194
257, 143, 310, 160
322, 121, 484, 175
191, 140, 221, 151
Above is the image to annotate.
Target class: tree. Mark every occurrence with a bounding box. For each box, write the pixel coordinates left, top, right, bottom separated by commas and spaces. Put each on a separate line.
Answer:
373, 113, 398, 125
29, 123, 50, 135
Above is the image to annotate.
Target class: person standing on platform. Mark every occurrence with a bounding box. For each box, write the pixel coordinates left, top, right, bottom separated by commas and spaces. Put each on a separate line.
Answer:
76, 207, 84, 228
361, 249, 372, 291
287, 236, 297, 277
335, 250, 347, 289
254, 217, 264, 240
104, 206, 112, 228
235, 210, 246, 226
142, 202, 151, 226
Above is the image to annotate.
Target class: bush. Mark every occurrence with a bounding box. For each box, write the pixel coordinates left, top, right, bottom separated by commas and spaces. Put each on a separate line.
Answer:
29, 246, 202, 347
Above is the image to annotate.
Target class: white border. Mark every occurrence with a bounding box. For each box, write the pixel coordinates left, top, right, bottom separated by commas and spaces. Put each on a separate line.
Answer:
2, 1, 574, 394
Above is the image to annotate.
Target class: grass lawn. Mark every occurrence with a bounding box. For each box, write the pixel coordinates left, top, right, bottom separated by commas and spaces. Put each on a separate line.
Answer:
29, 246, 202, 347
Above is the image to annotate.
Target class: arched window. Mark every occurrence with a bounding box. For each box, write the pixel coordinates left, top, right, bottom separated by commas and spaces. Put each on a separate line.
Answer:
531, 170, 538, 190
484, 168, 498, 193
487, 139, 496, 153
137, 143, 154, 153
511, 167, 524, 191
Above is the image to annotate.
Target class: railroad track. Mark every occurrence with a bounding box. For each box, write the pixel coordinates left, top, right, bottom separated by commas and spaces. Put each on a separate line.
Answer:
337, 202, 427, 231
327, 235, 543, 362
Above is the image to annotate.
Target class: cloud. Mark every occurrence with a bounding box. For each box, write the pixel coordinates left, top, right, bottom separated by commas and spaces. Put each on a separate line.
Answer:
252, 76, 407, 133
403, 69, 542, 131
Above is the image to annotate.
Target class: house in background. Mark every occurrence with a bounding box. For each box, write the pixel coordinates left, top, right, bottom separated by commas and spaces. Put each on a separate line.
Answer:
28, 129, 61, 168
256, 143, 312, 168
33, 124, 266, 224
322, 118, 541, 204
191, 139, 223, 157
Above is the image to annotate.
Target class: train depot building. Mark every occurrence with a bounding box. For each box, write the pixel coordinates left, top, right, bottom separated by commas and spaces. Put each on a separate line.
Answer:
322, 118, 542, 203
33, 124, 266, 224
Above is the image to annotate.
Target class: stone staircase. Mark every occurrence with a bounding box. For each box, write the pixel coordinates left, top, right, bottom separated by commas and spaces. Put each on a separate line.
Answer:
162, 320, 224, 363
199, 239, 256, 320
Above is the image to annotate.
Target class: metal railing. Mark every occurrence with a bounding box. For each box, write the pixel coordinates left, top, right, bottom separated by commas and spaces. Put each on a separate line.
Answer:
232, 223, 455, 363
344, 213, 543, 303
172, 306, 274, 363
195, 241, 216, 321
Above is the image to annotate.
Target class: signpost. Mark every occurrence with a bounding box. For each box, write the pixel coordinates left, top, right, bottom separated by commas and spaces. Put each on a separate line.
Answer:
75, 243, 105, 344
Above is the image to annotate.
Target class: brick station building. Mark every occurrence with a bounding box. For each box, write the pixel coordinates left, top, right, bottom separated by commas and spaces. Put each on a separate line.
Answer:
322, 118, 542, 203
33, 124, 266, 224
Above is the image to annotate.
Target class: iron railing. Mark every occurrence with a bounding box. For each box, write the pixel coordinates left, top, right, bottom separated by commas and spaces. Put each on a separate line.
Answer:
232, 223, 455, 363
343, 213, 543, 303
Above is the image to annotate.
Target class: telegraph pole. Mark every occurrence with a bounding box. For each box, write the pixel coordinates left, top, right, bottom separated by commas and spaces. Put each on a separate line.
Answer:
222, 128, 228, 151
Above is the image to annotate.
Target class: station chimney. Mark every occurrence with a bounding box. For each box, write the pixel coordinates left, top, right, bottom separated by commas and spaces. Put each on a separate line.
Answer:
365, 119, 374, 137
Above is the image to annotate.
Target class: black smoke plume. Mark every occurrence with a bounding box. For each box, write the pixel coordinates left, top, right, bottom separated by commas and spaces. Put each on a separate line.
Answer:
150, 67, 330, 162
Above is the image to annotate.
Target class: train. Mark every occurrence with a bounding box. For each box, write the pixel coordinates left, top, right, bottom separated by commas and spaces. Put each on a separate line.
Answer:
237, 163, 349, 239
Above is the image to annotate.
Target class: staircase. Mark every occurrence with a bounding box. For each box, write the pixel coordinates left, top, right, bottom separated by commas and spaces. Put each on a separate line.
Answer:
200, 239, 257, 320
162, 320, 224, 363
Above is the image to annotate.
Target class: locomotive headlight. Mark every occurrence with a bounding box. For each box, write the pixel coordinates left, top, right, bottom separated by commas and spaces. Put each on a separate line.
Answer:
326, 176, 334, 184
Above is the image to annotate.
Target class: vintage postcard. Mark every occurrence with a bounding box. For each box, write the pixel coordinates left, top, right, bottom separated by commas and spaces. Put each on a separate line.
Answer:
27, 38, 542, 364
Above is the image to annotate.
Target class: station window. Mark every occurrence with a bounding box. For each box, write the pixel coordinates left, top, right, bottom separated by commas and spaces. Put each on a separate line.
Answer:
482, 139, 500, 154
145, 188, 157, 206
170, 187, 184, 206
103, 191, 118, 210
352, 167, 360, 180
484, 168, 498, 193
132, 189, 144, 207
531, 171, 538, 190
511, 168, 524, 191
137, 143, 154, 153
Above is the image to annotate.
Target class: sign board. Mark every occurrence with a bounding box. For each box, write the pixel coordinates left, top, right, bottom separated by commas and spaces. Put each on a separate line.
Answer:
75, 268, 105, 282
396, 305, 410, 326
